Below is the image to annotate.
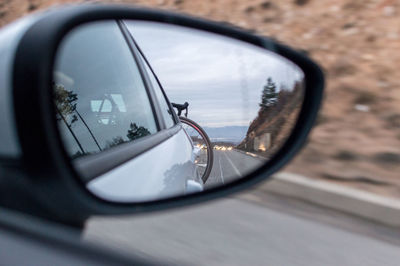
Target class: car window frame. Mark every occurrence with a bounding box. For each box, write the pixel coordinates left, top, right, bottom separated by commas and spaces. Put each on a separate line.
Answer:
121, 20, 180, 126
72, 20, 183, 182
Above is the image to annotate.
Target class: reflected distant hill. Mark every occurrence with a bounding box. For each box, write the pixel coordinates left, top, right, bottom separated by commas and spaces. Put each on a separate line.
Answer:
237, 80, 303, 156
203, 126, 248, 144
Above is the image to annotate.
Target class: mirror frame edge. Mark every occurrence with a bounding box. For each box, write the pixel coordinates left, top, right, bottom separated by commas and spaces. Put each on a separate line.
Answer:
11, 4, 324, 222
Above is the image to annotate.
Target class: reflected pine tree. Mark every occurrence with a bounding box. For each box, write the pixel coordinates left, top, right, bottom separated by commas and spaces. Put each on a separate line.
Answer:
54, 83, 104, 155
127, 123, 151, 141
102, 123, 151, 150
238, 77, 304, 156
105, 136, 125, 149
53, 83, 86, 155
259, 77, 278, 110
54, 83, 78, 124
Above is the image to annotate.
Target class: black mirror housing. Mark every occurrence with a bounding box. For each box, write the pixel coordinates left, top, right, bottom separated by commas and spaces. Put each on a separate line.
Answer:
0, 4, 324, 223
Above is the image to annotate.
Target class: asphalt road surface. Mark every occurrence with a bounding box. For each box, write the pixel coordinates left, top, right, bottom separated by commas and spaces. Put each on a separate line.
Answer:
84, 190, 400, 266
205, 149, 264, 188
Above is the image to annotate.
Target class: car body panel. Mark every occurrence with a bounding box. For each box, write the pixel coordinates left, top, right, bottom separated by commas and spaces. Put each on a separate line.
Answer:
87, 127, 203, 202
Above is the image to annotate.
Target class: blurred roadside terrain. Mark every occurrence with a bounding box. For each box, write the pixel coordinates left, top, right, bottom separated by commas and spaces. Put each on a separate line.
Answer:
1, 0, 399, 197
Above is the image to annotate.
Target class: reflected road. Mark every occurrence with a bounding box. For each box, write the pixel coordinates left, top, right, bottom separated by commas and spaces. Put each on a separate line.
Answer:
205, 149, 264, 188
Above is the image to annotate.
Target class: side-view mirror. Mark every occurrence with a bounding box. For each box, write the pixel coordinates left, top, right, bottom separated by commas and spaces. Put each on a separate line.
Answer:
1, 4, 323, 222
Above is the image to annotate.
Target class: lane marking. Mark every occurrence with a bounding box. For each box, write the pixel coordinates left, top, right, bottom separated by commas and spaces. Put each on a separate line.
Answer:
219, 154, 225, 184
224, 152, 242, 177
246, 152, 258, 158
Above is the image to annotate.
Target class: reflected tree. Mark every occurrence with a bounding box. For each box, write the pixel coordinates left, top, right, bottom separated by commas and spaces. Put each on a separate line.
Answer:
127, 123, 151, 141
105, 136, 125, 148
54, 83, 103, 154
259, 77, 278, 110
54, 83, 86, 154
54, 83, 78, 124
238, 77, 304, 156
104, 123, 152, 150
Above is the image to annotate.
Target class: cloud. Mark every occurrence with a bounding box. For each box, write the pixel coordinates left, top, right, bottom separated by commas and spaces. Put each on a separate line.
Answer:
126, 21, 304, 127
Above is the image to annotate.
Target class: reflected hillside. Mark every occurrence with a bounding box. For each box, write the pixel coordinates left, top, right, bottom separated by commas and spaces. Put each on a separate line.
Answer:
237, 78, 304, 158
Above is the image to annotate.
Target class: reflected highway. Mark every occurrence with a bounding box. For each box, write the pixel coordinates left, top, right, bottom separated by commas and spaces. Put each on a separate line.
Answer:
205, 149, 264, 188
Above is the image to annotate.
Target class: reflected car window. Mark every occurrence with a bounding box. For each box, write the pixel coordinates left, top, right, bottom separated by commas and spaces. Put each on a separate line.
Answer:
54, 21, 158, 159
136, 46, 176, 129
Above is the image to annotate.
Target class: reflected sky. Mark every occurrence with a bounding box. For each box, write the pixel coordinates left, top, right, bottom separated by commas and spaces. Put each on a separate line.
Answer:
126, 21, 303, 127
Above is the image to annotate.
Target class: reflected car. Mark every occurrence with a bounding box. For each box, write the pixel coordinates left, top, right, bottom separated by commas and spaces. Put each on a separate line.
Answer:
53, 20, 204, 202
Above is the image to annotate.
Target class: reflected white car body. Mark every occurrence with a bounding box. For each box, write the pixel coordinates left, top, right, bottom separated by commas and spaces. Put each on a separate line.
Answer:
88, 128, 203, 202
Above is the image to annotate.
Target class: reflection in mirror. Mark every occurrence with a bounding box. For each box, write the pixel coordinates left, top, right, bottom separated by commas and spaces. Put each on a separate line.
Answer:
53, 20, 304, 203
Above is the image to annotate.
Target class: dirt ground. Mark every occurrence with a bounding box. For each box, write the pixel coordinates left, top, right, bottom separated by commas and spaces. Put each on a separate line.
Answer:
1, 0, 399, 197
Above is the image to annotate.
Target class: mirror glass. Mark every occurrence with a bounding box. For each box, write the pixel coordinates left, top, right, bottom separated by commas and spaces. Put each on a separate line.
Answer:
53, 20, 304, 202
